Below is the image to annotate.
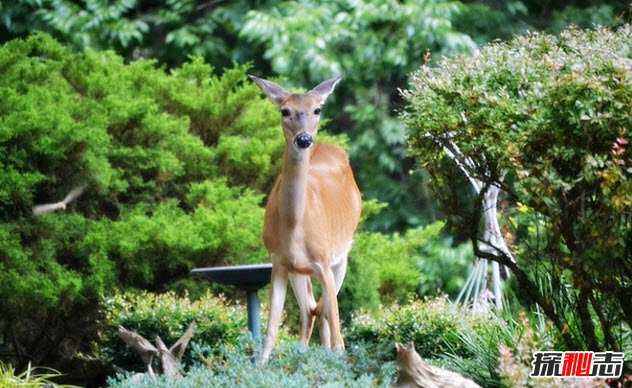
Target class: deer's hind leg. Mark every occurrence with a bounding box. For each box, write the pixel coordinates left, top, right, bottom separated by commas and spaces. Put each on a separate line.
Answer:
289, 273, 317, 346
318, 256, 348, 349
315, 264, 344, 351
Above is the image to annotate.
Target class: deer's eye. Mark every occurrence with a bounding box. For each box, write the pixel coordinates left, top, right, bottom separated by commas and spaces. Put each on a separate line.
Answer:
281, 108, 290, 117
314, 108, 321, 115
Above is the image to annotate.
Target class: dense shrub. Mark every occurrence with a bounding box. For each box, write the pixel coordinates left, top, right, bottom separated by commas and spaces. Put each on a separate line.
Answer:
0, 33, 287, 376
103, 296, 562, 387
346, 297, 493, 362
95, 291, 246, 374
417, 237, 472, 298
403, 26, 632, 355
340, 220, 445, 314
346, 298, 560, 387
108, 338, 396, 388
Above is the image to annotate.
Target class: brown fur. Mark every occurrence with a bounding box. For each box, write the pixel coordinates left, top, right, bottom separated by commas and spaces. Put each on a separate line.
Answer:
250, 75, 361, 363
263, 143, 361, 272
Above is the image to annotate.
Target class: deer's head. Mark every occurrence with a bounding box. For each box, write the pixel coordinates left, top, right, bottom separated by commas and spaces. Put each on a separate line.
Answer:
249, 75, 341, 156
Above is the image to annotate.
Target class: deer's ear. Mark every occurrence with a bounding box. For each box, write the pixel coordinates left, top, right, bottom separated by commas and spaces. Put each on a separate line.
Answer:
309, 76, 342, 103
248, 75, 290, 105
395, 342, 404, 352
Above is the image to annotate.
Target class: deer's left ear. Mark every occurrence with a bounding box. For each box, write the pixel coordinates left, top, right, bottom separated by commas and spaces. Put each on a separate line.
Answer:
309, 76, 342, 104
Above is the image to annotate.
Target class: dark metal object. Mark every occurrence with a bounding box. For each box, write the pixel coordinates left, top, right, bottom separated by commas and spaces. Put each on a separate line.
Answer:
191, 263, 272, 342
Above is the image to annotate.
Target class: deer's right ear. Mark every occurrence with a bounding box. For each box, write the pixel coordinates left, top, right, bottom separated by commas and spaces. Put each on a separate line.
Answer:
248, 75, 290, 106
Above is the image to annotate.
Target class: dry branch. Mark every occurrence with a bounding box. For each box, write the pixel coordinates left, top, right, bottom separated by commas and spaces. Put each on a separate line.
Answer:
117, 322, 196, 380
32, 184, 87, 216
393, 342, 480, 388
429, 134, 515, 309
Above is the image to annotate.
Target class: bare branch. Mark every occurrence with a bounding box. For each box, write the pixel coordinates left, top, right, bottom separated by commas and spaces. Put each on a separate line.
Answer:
427, 132, 516, 309
32, 184, 87, 216
169, 321, 196, 362
155, 336, 181, 378
117, 326, 158, 366
62, 184, 87, 204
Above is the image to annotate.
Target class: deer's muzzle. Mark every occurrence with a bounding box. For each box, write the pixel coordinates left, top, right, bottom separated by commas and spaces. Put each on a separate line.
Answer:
294, 132, 313, 149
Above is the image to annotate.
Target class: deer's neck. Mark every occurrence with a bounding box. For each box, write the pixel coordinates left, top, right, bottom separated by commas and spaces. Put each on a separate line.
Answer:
279, 149, 311, 227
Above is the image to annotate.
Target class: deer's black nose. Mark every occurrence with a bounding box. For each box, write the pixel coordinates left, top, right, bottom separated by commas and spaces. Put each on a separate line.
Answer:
295, 132, 313, 149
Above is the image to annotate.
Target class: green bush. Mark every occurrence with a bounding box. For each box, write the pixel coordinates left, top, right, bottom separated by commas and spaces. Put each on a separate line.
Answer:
403, 25, 632, 353
417, 238, 472, 298
346, 297, 493, 362
95, 291, 246, 374
108, 339, 396, 388
346, 298, 560, 387
0, 32, 286, 378
339, 221, 445, 315
105, 296, 561, 388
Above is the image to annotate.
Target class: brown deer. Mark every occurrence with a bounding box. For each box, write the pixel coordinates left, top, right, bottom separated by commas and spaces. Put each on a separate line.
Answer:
249, 75, 361, 364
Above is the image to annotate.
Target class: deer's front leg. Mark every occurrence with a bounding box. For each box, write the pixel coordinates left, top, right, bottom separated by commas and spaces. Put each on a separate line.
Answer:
259, 262, 288, 365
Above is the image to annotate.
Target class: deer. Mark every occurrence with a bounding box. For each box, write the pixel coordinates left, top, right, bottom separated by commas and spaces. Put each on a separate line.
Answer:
249, 75, 362, 364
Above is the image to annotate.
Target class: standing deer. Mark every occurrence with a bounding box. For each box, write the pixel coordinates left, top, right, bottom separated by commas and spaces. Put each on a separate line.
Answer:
249, 75, 361, 364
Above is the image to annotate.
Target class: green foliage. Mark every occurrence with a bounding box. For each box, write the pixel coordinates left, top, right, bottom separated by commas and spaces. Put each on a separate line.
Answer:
0, 33, 454, 384
2, 2, 629, 384
417, 238, 473, 298
96, 291, 246, 373
108, 338, 395, 388
547, 4, 624, 33
346, 298, 561, 387
0, 33, 285, 376
455, 1, 629, 44
340, 221, 445, 314
0, 0, 268, 68
0, 362, 74, 388
2, 0, 627, 234
404, 25, 632, 352
347, 298, 489, 362
104, 296, 562, 388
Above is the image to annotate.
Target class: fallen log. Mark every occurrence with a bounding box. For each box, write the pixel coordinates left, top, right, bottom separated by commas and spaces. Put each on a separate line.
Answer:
117, 321, 196, 380
393, 342, 481, 388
